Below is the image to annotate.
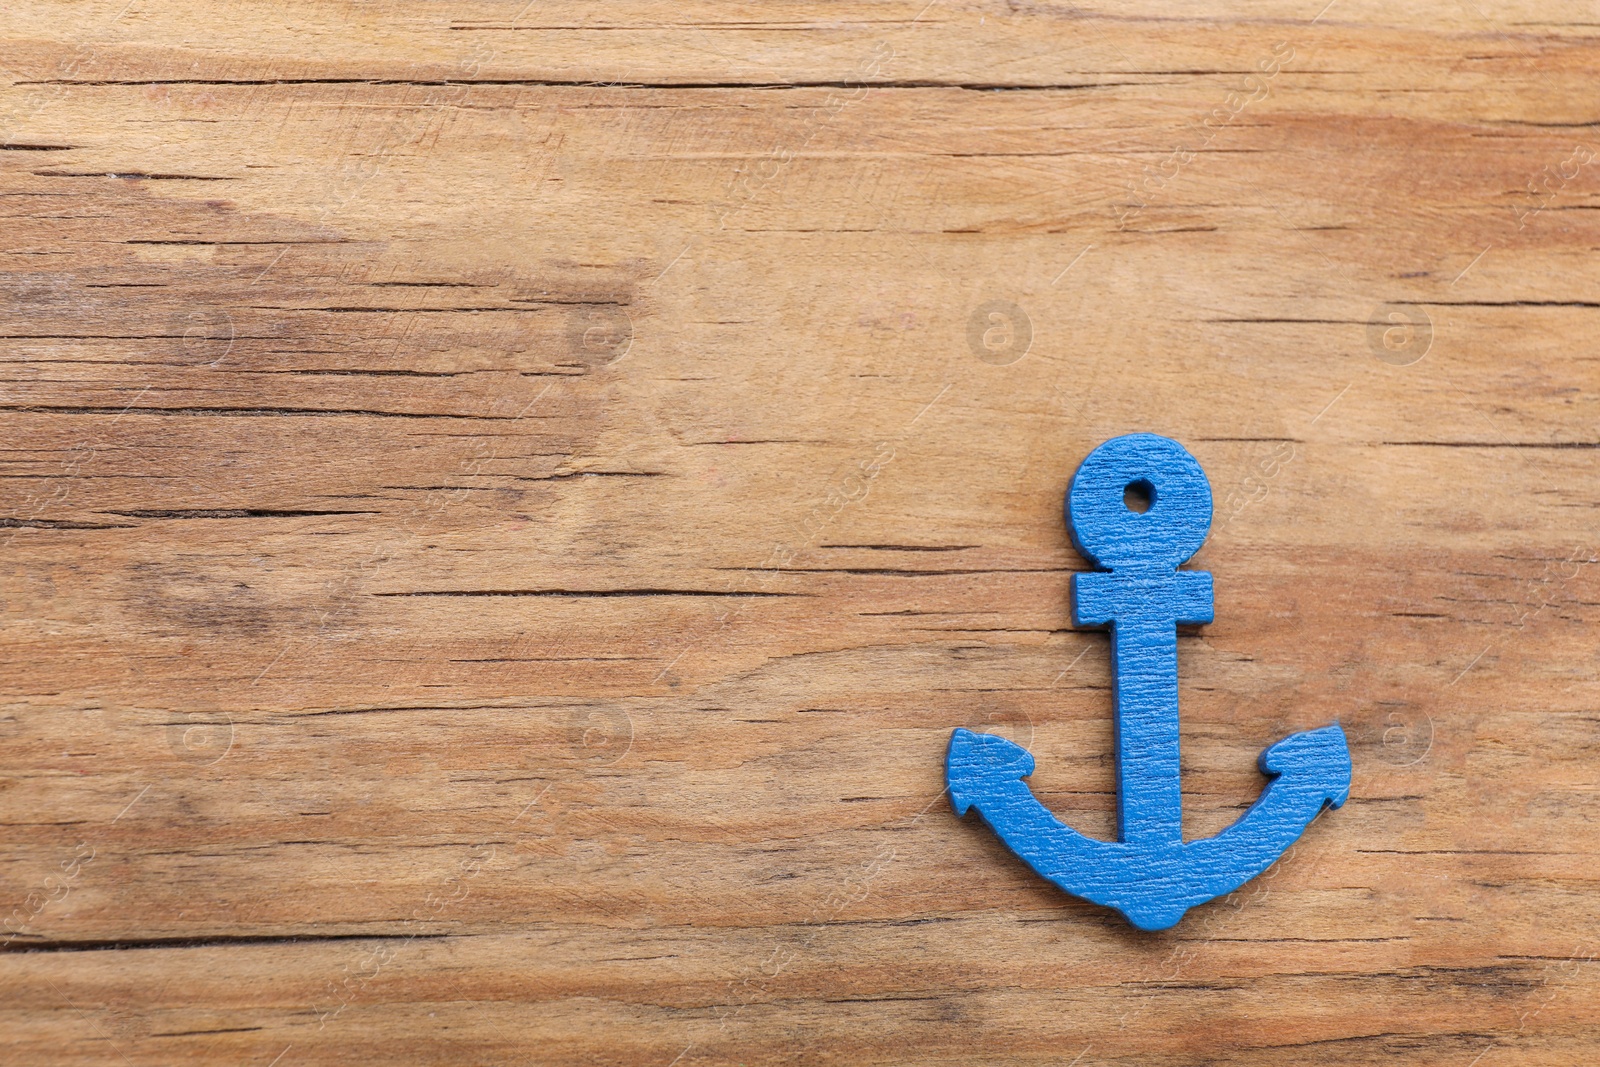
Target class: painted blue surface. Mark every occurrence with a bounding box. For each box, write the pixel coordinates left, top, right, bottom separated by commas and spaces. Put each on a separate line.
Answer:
948, 433, 1351, 930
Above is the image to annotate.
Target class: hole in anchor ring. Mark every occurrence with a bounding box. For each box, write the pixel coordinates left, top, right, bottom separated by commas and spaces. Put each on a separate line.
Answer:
1123, 478, 1155, 514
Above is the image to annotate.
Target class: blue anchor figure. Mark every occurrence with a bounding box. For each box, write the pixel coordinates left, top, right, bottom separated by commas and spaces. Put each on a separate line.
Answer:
948, 434, 1351, 930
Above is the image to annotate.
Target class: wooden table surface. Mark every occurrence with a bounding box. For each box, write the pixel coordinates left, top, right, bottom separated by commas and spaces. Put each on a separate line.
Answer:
4, 2, 1599, 1064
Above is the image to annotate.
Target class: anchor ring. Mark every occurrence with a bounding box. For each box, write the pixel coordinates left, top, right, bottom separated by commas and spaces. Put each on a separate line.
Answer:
1066, 433, 1213, 571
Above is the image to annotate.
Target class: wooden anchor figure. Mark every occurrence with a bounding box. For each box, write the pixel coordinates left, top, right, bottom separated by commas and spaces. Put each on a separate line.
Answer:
948, 433, 1351, 930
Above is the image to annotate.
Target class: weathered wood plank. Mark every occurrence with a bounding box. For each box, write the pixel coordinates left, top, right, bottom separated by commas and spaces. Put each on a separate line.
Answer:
3, 2, 1600, 1064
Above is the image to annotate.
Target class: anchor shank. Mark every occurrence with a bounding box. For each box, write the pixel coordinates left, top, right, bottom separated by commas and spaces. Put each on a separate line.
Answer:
1111, 614, 1184, 848
1076, 569, 1213, 850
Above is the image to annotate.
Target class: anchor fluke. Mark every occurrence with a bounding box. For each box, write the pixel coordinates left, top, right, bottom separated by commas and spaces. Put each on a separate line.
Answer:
947, 727, 1034, 816
1259, 724, 1352, 809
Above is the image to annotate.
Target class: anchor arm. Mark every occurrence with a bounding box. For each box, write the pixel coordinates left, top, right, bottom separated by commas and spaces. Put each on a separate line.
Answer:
947, 728, 1131, 910
1178, 723, 1352, 904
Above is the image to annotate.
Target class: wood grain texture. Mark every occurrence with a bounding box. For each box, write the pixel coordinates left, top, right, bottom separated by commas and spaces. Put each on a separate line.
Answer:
3, 1, 1600, 1064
